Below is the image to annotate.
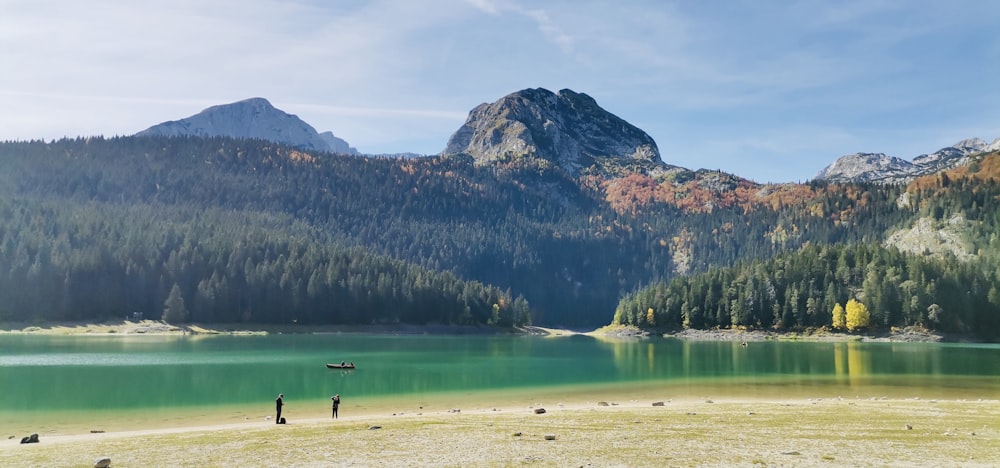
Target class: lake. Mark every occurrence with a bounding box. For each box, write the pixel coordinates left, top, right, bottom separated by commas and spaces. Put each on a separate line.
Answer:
1, 333, 998, 435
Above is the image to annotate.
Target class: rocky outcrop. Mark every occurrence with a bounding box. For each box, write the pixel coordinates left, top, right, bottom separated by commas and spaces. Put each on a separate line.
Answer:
814, 138, 998, 184
813, 152, 914, 184
884, 216, 974, 262
442, 88, 671, 177
137, 98, 357, 154
319, 131, 358, 154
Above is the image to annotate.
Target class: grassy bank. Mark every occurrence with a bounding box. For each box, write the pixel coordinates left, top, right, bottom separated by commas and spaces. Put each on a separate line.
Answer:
2, 398, 997, 467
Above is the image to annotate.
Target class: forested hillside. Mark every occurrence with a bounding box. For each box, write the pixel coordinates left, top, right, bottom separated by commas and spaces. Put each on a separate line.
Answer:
1, 136, 997, 331
614, 151, 1000, 339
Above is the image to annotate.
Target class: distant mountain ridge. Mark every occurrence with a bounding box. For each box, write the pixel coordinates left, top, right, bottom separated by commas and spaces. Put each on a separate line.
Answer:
136, 97, 358, 155
442, 88, 675, 177
814, 137, 1000, 184
134, 93, 995, 187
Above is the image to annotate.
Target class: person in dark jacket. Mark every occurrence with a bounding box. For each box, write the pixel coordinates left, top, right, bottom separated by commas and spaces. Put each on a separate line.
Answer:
331, 394, 341, 419
275, 394, 284, 423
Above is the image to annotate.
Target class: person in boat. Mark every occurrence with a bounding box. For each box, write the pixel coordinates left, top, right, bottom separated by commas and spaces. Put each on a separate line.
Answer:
331, 394, 341, 419
341, 361, 346, 367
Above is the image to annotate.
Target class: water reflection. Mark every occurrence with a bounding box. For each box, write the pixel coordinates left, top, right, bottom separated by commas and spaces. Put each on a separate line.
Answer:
1, 334, 998, 417
832, 342, 872, 386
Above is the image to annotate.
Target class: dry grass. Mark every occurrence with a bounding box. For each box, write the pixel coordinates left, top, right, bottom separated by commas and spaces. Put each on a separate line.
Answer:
3, 398, 997, 467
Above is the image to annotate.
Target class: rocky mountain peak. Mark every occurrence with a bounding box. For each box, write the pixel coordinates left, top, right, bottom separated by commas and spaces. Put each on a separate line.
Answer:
136, 97, 357, 154
442, 88, 668, 176
814, 137, 998, 184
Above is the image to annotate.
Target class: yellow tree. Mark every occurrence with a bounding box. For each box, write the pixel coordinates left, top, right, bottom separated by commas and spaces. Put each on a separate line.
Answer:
831, 303, 846, 330
845, 299, 871, 332
646, 307, 656, 326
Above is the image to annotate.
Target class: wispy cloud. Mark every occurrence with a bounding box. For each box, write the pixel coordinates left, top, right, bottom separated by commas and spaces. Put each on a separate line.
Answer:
288, 103, 467, 121
1, 0, 997, 180
463, 0, 575, 53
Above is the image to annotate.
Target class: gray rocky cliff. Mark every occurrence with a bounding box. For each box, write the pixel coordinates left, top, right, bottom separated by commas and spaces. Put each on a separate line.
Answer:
137, 98, 357, 154
815, 138, 998, 184
442, 88, 670, 176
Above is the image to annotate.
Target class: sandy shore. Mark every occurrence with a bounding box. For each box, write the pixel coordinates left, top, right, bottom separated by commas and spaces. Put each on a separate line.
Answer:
0, 320, 566, 337
0, 319, 959, 344
2, 396, 997, 467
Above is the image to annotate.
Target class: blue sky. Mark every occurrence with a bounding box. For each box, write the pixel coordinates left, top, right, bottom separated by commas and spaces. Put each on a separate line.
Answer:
1, 0, 997, 182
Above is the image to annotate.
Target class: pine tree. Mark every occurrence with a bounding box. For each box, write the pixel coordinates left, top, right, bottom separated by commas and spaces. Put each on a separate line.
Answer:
163, 283, 187, 324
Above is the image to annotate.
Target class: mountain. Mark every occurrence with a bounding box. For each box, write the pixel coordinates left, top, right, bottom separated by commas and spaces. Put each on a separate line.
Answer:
319, 131, 359, 155
2, 135, 1000, 335
4, 88, 1000, 336
136, 97, 358, 154
442, 88, 673, 177
814, 138, 998, 184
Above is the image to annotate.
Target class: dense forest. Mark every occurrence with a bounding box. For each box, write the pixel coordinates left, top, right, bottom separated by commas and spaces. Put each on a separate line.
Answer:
1, 136, 998, 334
612, 243, 1000, 340
615, 161, 1000, 339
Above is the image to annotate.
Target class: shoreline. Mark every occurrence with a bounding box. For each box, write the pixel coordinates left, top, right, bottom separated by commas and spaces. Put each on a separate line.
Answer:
0, 320, 538, 336
0, 320, 972, 343
3, 321, 997, 465
595, 324, 962, 343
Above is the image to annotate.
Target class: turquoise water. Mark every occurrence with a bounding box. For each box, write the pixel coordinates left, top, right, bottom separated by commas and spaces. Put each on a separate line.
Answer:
1, 334, 998, 432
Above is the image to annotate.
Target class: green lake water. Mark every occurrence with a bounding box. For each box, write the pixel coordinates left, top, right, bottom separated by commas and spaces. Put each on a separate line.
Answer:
1, 334, 998, 434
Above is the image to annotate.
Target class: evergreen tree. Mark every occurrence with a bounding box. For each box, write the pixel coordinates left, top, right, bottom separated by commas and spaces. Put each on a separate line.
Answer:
163, 283, 187, 324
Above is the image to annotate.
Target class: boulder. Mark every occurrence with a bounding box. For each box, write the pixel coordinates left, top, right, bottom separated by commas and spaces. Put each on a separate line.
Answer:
20, 433, 39, 444
94, 457, 112, 468
533, 408, 546, 414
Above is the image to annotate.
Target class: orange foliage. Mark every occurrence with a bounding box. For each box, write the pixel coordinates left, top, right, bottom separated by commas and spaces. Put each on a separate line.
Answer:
908, 151, 1000, 192
603, 173, 664, 214
601, 171, 825, 215
285, 150, 316, 164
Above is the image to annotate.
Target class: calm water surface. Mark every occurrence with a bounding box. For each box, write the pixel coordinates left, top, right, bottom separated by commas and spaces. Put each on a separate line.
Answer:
1, 334, 998, 433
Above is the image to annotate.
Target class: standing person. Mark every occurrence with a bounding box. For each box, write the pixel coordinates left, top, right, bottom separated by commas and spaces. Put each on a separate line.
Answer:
275, 394, 284, 424
331, 394, 341, 419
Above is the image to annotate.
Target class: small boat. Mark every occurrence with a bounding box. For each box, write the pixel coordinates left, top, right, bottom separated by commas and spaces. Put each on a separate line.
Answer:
326, 362, 356, 369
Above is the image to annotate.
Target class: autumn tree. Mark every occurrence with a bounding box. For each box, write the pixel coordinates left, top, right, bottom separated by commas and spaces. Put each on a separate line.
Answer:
832, 303, 846, 330
845, 298, 870, 332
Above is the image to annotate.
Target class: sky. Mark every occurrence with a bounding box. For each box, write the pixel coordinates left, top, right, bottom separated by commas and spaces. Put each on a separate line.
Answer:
2, 0, 998, 183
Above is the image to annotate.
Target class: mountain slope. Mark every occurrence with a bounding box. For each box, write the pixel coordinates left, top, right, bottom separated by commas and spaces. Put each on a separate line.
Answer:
443, 88, 671, 177
136, 97, 357, 154
814, 138, 998, 184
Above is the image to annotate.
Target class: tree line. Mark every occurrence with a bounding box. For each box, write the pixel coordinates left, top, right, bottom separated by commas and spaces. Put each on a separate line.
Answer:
0, 197, 529, 326
612, 243, 1000, 340
1, 136, 997, 331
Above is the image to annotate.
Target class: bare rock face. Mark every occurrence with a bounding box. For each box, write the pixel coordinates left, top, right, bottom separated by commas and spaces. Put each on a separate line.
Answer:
443, 88, 666, 177
814, 152, 915, 184
814, 138, 997, 184
137, 98, 357, 154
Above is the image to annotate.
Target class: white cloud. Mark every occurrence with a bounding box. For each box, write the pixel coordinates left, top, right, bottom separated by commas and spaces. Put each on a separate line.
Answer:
1, 0, 997, 180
